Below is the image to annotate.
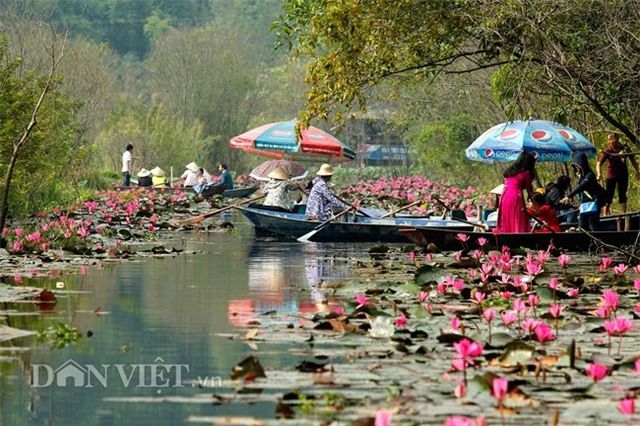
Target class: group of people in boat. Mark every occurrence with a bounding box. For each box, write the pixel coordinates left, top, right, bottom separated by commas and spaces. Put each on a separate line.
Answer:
121, 144, 233, 192
496, 133, 639, 233
259, 163, 353, 221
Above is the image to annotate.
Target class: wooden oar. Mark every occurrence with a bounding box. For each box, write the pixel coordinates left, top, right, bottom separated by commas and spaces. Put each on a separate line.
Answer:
431, 194, 453, 219
335, 194, 371, 217
173, 194, 266, 226
380, 200, 423, 218
298, 207, 353, 242
450, 216, 490, 231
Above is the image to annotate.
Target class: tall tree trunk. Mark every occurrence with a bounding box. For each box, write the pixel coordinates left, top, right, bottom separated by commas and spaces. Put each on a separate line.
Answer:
0, 31, 67, 238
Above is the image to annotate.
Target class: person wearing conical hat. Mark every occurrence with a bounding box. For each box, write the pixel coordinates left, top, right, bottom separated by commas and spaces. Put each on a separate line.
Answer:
181, 161, 200, 187
137, 168, 152, 187
306, 164, 350, 221
151, 167, 167, 188
262, 167, 298, 211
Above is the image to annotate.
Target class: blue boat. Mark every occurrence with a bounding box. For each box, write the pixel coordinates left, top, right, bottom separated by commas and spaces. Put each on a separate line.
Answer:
236, 205, 488, 242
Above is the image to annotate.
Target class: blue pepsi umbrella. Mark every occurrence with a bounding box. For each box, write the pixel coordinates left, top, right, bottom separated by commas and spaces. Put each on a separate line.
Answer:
465, 119, 597, 163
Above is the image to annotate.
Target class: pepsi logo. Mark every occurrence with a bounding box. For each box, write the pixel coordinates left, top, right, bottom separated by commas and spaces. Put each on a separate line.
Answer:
531, 130, 553, 142
558, 129, 577, 141
498, 129, 520, 141
530, 151, 539, 159
484, 148, 494, 158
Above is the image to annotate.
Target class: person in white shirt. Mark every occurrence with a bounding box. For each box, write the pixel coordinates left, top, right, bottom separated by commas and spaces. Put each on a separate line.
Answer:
181, 162, 201, 187
122, 144, 133, 186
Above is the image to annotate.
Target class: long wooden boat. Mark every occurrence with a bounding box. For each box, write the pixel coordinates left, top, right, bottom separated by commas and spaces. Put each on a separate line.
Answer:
399, 226, 640, 251
117, 185, 259, 198
236, 205, 490, 242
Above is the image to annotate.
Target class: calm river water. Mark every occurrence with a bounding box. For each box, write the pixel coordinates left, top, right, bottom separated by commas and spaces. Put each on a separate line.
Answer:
0, 220, 355, 425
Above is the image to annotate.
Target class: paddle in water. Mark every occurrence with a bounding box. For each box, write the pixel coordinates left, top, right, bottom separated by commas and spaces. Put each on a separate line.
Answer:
173, 194, 266, 227
297, 207, 353, 242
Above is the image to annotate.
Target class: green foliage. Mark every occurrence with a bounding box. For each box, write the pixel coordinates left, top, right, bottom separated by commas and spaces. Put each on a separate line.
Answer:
93, 101, 211, 175
276, 0, 640, 146
0, 36, 81, 217
38, 322, 81, 349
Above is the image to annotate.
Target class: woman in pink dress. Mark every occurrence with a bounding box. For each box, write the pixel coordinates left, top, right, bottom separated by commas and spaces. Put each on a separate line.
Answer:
497, 152, 536, 233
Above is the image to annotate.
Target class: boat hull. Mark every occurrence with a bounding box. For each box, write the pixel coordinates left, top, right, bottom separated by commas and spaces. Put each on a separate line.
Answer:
400, 227, 639, 251
237, 206, 478, 243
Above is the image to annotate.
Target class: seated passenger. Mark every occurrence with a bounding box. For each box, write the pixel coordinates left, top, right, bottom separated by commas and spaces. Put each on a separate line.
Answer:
137, 168, 152, 187
545, 175, 576, 224
151, 167, 168, 188
181, 162, 200, 187
262, 167, 298, 211
527, 192, 561, 233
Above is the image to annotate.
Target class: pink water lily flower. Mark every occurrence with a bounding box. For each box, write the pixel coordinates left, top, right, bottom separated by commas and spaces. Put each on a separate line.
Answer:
534, 323, 555, 342
568, 288, 579, 297
450, 317, 461, 332
602, 290, 619, 312
395, 313, 407, 328
599, 257, 613, 272
483, 308, 496, 322
586, 363, 608, 382
374, 409, 394, 426
613, 263, 629, 277
604, 317, 634, 336
618, 398, 636, 415
456, 233, 469, 242
409, 251, 416, 262
548, 304, 563, 318
501, 311, 517, 326
454, 382, 467, 398
558, 253, 572, 268
418, 291, 429, 303
548, 277, 560, 290
355, 294, 368, 309
477, 237, 488, 247
492, 377, 508, 401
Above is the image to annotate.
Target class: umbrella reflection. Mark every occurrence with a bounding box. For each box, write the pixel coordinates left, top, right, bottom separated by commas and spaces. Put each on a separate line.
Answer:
227, 244, 350, 326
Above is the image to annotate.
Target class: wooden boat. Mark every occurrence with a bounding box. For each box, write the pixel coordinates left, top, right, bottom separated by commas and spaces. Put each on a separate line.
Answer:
117, 185, 259, 198
236, 205, 489, 242
399, 226, 640, 251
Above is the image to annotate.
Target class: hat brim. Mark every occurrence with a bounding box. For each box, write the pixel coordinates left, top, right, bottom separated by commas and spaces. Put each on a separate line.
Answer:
489, 184, 504, 195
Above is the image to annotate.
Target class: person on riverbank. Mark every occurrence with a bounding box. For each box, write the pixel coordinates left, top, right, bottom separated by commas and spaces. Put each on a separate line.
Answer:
121, 144, 133, 187
561, 152, 607, 231
137, 168, 152, 187
262, 167, 298, 211
180, 162, 201, 187
596, 134, 640, 215
151, 167, 167, 188
306, 164, 350, 221
527, 192, 561, 232
545, 175, 576, 224
497, 152, 535, 233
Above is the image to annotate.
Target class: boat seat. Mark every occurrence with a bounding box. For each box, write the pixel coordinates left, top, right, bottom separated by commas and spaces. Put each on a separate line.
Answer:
292, 204, 307, 214
450, 209, 467, 220
482, 209, 495, 221
247, 203, 293, 213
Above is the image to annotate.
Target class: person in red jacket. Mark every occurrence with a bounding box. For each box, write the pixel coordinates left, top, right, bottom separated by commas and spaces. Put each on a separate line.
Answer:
527, 192, 561, 233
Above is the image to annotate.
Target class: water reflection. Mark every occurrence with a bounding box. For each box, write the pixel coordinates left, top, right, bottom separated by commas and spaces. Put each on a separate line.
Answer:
0, 227, 356, 425
228, 242, 349, 326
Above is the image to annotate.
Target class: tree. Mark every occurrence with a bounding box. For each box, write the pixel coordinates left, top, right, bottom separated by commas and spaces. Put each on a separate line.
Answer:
93, 101, 211, 178
0, 32, 68, 233
275, 0, 640, 145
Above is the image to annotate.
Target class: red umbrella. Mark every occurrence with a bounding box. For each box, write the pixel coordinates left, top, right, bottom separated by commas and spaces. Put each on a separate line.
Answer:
229, 120, 356, 163
249, 159, 308, 182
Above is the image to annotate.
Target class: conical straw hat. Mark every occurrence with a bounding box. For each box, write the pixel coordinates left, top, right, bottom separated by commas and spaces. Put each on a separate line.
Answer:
267, 167, 290, 180
151, 166, 166, 177
316, 163, 334, 176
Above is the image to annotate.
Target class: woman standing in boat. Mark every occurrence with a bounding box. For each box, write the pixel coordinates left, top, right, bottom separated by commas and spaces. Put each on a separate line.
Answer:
497, 152, 536, 233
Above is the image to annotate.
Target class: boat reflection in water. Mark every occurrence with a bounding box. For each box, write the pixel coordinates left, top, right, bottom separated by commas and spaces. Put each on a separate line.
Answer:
227, 242, 350, 326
